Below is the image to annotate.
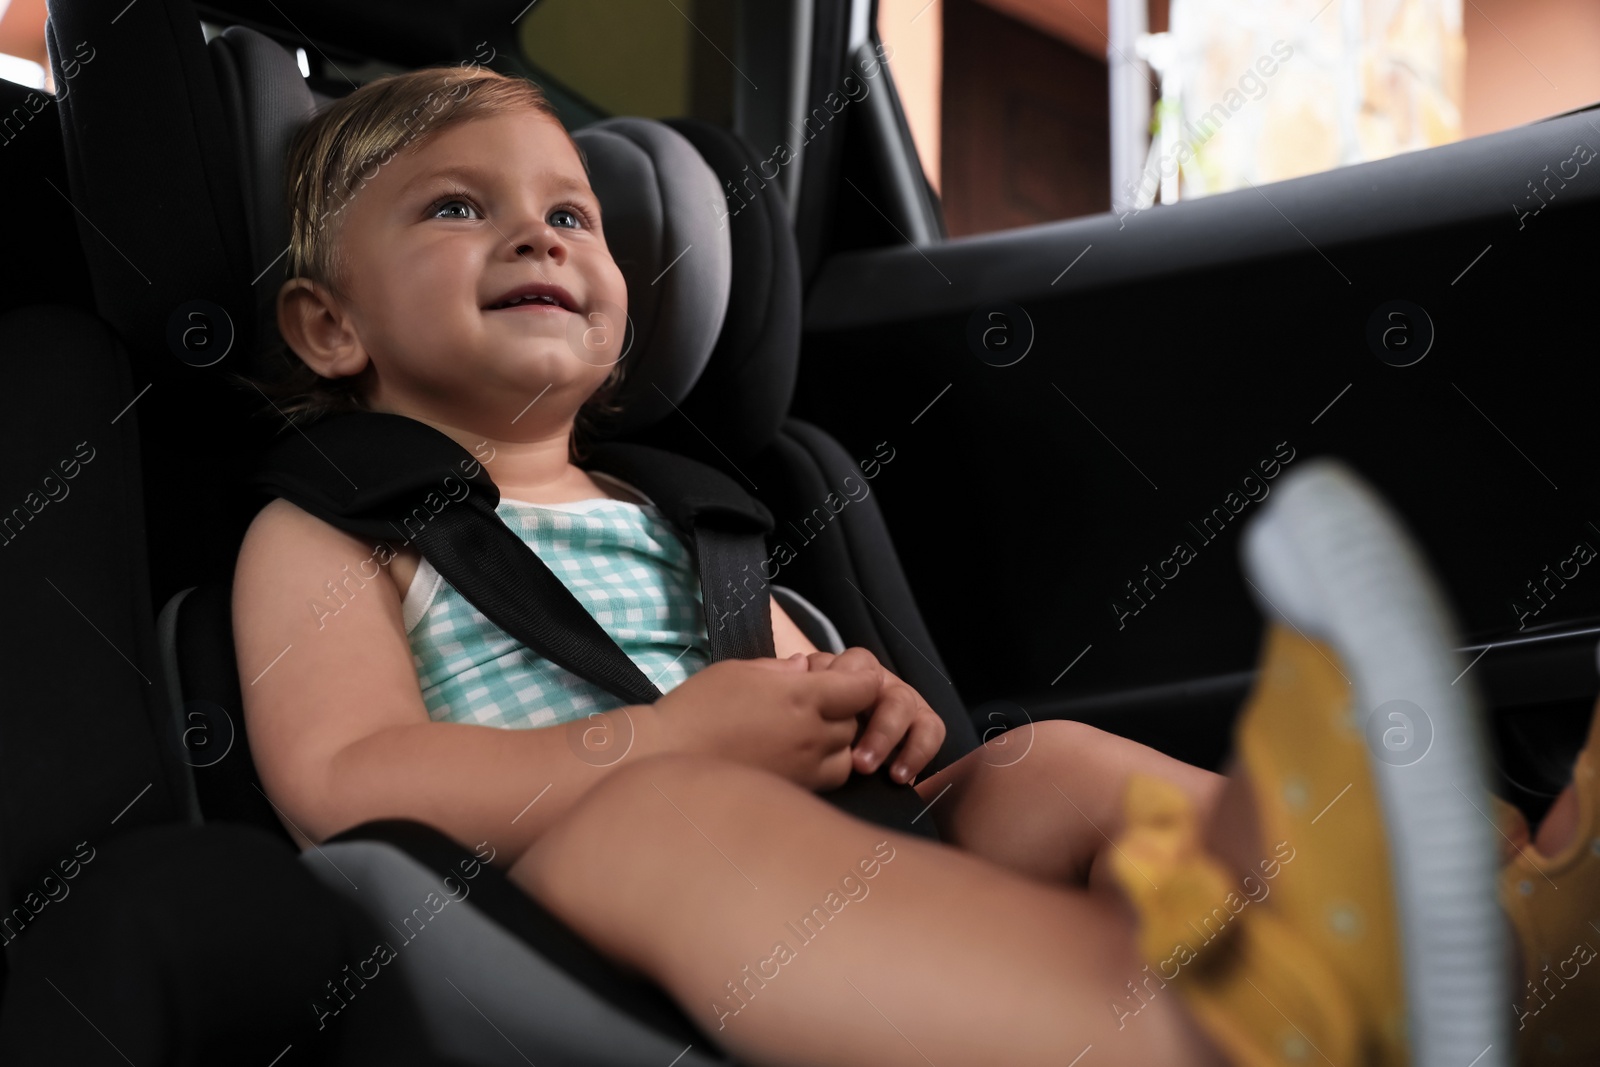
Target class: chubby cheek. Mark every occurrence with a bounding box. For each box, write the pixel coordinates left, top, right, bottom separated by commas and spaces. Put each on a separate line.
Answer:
377, 255, 480, 348
600, 259, 629, 319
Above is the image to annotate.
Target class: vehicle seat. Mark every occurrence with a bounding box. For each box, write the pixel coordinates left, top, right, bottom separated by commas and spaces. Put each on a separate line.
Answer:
1, 53, 518, 1062
46, 2, 980, 1063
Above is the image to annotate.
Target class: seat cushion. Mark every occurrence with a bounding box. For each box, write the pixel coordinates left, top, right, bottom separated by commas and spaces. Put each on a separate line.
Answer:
307, 820, 735, 1067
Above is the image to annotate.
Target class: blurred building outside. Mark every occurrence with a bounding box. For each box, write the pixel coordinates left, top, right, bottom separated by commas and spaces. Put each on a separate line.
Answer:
880, 0, 1600, 235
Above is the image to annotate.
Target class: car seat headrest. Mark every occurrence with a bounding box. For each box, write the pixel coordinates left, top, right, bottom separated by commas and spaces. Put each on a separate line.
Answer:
572, 118, 733, 435
208, 27, 319, 347
641, 118, 802, 466
208, 27, 731, 437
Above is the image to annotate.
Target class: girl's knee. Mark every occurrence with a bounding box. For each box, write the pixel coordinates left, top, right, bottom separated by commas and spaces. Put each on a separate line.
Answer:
960, 718, 1183, 811
1030, 717, 1117, 753
976, 717, 1105, 777
1026, 719, 1221, 789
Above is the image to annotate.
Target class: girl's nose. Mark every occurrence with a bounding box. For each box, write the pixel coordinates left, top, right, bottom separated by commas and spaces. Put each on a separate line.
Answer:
510, 219, 568, 265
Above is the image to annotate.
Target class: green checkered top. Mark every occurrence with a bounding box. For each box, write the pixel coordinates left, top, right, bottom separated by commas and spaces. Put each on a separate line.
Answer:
402, 472, 710, 728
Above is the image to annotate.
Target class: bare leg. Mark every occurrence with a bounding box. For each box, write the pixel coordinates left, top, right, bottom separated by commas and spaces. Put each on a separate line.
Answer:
914, 719, 1226, 891
511, 752, 1234, 1067
1534, 785, 1579, 853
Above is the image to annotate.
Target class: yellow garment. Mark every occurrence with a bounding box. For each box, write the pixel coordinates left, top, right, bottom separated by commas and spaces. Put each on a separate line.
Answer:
1109, 623, 1409, 1066
1495, 707, 1600, 1065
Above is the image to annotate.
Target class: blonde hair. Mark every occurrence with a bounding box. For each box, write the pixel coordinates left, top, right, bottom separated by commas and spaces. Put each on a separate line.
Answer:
239, 65, 626, 457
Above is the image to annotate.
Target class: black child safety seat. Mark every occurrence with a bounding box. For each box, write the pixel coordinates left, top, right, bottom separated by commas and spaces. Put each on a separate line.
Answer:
253, 408, 946, 830
46, 0, 982, 1062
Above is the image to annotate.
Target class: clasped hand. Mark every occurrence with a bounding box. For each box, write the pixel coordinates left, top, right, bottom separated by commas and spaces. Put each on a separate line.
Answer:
655, 646, 947, 790
777, 647, 946, 784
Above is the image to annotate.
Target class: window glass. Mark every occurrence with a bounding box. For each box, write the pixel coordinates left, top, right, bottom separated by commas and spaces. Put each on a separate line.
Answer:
517, 0, 739, 125
879, 0, 1600, 237
0, 0, 49, 91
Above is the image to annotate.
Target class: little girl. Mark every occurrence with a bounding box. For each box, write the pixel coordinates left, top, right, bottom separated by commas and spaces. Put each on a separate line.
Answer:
234, 65, 1597, 1066
234, 62, 1220, 890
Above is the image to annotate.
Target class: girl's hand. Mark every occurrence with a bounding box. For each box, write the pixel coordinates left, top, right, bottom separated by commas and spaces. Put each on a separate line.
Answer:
655, 657, 872, 790
800, 647, 945, 784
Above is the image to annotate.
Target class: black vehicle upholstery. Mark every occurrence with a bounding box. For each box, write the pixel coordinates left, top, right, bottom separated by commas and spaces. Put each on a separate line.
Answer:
0, 304, 193, 960
0, 75, 93, 315
0, 302, 473, 1063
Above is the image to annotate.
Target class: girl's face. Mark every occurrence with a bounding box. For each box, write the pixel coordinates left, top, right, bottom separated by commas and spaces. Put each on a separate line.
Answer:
329, 108, 628, 437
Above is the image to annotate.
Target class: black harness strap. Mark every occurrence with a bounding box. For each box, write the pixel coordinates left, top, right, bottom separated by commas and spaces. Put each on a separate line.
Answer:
579, 440, 776, 663
253, 412, 775, 706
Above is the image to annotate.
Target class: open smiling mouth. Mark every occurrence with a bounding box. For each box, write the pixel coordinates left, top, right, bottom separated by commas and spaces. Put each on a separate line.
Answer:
483, 282, 579, 312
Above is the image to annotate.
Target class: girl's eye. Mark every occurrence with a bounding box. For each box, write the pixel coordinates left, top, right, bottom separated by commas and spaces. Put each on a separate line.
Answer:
549, 207, 583, 229
431, 196, 480, 220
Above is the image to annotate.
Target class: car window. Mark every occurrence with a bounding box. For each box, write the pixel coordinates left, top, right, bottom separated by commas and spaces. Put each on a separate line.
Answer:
0, 0, 48, 92
516, 0, 739, 126
877, 0, 1600, 238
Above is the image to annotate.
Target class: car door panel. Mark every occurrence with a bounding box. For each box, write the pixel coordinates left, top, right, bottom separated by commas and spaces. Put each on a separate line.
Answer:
794, 104, 1600, 790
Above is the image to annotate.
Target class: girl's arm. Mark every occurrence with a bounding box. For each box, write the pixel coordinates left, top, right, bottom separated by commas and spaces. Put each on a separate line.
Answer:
770, 593, 823, 658
233, 497, 679, 866
234, 499, 843, 867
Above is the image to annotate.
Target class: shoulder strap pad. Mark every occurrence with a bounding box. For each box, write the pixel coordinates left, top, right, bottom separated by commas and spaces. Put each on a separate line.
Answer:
254, 411, 497, 542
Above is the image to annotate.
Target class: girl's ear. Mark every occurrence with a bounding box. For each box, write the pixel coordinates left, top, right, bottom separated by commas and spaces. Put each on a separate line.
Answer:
277, 277, 370, 381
